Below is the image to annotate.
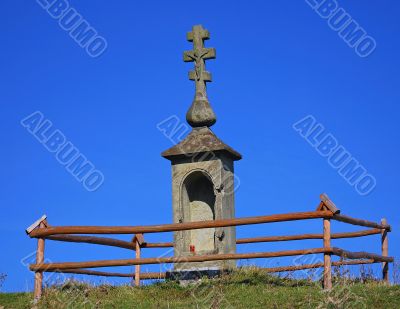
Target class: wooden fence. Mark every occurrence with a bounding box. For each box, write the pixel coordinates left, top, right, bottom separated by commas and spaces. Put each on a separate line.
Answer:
26, 194, 393, 301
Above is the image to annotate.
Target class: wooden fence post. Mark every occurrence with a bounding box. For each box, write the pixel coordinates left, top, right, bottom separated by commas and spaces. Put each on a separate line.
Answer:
323, 218, 332, 290
381, 218, 389, 284
33, 221, 46, 301
135, 239, 141, 286
133, 234, 144, 287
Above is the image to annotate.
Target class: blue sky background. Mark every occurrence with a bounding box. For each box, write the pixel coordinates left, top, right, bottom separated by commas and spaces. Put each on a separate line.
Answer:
1, 0, 399, 292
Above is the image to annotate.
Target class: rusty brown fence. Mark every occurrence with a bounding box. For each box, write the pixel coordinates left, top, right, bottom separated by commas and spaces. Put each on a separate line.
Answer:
25, 194, 393, 301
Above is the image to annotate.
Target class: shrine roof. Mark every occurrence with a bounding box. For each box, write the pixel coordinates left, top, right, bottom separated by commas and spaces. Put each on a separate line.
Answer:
162, 127, 242, 161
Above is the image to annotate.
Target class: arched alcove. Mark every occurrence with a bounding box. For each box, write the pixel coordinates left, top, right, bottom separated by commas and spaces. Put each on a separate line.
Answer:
181, 171, 216, 253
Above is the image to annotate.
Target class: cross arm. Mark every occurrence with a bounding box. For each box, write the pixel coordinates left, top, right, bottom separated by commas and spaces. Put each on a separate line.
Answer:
187, 27, 210, 41
183, 48, 216, 62
189, 70, 212, 82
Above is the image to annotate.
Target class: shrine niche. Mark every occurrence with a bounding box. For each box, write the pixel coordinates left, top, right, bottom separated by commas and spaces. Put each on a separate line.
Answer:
182, 171, 216, 253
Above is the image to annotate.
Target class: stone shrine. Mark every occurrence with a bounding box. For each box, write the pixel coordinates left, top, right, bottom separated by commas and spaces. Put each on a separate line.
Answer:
162, 25, 242, 275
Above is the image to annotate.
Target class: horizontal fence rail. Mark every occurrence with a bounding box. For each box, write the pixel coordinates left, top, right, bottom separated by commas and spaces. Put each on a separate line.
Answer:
333, 214, 391, 230
29, 247, 393, 272
28, 211, 333, 237
30, 248, 331, 271
44, 269, 166, 279
332, 248, 393, 263
47, 235, 136, 250
38, 259, 380, 279
261, 259, 377, 273
43, 228, 382, 250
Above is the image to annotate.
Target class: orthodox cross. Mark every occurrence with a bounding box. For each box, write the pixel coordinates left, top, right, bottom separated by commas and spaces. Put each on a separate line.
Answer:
184, 25, 216, 101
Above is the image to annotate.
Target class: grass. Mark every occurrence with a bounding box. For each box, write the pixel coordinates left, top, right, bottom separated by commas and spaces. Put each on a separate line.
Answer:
1, 268, 400, 308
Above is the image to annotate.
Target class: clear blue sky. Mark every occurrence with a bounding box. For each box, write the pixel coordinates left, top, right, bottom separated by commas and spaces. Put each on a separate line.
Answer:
1, 0, 399, 292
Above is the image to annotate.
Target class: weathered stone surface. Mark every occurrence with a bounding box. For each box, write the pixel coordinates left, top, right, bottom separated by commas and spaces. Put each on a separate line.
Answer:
186, 99, 216, 128
162, 127, 242, 161
168, 155, 237, 270
183, 25, 217, 128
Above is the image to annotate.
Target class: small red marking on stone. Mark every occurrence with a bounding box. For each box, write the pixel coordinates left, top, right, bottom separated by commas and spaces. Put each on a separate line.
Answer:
190, 245, 195, 253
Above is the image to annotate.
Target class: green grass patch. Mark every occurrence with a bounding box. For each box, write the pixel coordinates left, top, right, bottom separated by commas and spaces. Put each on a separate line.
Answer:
1, 268, 399, 308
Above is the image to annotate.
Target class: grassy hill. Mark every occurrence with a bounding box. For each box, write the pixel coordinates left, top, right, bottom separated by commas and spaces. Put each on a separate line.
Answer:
1, 269, 399, 308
